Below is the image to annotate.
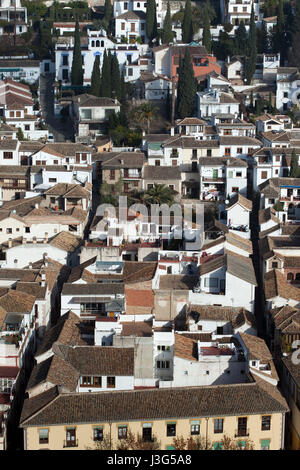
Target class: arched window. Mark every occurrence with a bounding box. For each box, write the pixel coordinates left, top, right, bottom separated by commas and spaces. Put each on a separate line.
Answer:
96, 40, 100, 47
91, 40, 95, 47
101, 40, 104, 47
287, 272, 294, 281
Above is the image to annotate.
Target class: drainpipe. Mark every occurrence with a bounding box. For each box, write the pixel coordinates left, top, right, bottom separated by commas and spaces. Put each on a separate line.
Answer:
205, 417, 209, 449
109, 421, 112, 450
281, 412, 286, 450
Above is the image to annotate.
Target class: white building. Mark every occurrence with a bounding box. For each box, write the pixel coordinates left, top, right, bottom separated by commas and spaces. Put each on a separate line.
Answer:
276, 67, 300, 112
196, 90, 240, 121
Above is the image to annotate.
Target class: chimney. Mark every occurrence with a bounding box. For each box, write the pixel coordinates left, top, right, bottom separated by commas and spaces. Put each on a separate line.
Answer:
8, 238, 12, 248
29, 262, 32, 269
35, 203, 39, 209
22, 238, 26, 245
43, 232, 48, 244
170, 126, 175, 136
33, 237, 37, 244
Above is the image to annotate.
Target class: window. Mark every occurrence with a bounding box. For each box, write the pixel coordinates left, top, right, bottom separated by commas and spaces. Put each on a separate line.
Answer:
65, 428, 76, 447
128, 68, 133, 77
25, 227, 30, 233
204, 278, 218, 288
232, 187, 239, 193
236, 172, 242, 177
142, 423, 152, 441
225, 148, 231, 156
272, 262, 278, 268
3, 152, 13, 159
237, 417, 248, 437
237, 147, 242, 154
155, 160, 160, 166
172, 160, 177, 166
62, 55, 69, 66
25, 125, 30, 131
118, 425, 127, 439
192, 162, 198, 172
93, 376, 102, 387
62, 69, 69, 81
93, 426, 103, 441
110, 169, 115, 179
39, 429, 49, 444
192, 149, 197, 159
49, 178, 57, 183
157, 360, 170, 369
6, 228, 12, 234
261, 416, 271, 431
107, 376, 115, 388
207, 149, 212, 157
261, 439, 270, 450
216, 326, 223, 335
166, 422, 176, 437
261, 171, 268, 179
214, 419, 223, 434
81, 376, 92, 386
190, 420, 200, 435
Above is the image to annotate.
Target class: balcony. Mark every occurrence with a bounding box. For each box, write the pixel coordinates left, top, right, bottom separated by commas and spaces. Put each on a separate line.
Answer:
202, 177, 225, 183
235, 429, 249, 438
63, 440, 78, 448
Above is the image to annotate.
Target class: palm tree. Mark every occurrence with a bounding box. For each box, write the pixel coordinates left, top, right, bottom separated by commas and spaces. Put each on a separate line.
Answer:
131, 103, 158, 134
142, 184, 175, 206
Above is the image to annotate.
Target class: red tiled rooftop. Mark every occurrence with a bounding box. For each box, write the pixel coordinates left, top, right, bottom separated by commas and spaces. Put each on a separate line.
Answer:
200, 347, 235, 356
0, 366, 19, 378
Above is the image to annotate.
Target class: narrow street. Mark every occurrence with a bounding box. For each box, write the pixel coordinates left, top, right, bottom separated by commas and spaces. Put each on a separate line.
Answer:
39, 74, 74, 142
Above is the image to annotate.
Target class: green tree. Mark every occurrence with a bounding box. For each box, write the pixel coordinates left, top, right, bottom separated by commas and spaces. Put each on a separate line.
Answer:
182, 0, 193, 43
257, 20, 270, 53
71, 20, 83, 86
16, 128, 24, 141
104, 0, 113, 31
100, 49, 111, 97
202, 9, 211, 52
142, 184, 175, 206
111, 53, 121, 101
90, 55, 101, 96
235, 21, 247, 55
120, 70, 126, 102
245, 6, 257, 85
131, 103, 158, 134
146, 0, 157, 42
177, 47, 196, 118
290, 149, 299, 177
166, 87, 171, 121
162, 1, 173, 44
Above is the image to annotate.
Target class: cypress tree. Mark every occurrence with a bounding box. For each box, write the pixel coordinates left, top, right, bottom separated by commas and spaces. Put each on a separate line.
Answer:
235, 21, 247, 55
162, 1, 173, 44
100, 49, 111, 97
245, 6, 257, 85
120, 69, 126, 102
182, 0, 193, 43
166, 87, 171, 121
290, 149, 299, 177
111, 53, 121, 101
202, 9, 211, 53
71, 20, 83, 86
104, 0, 112, 26
146, 0, 157, 42
90, 55, 101, 96
177, 47, 196, 118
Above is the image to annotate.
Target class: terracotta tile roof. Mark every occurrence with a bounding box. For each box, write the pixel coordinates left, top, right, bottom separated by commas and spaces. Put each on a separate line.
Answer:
20, 382, 289, 427
36, 311, 90, 357
120, 321, 153, 337
189, 305, 255, 329
143, 165, 181, 180
259, 207, 280, 225
159, 275, 199, 290
15, 283, 47, 300
226, 192, 253, 211
174, 334, 198, 361
264, 269, 300, 301
0, 290, 35, 314
225, 232, 253, 254
239, 333, 272, 362
123, 261, 157, 284
48, 231, 82, 252
94, 151, 146, 168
